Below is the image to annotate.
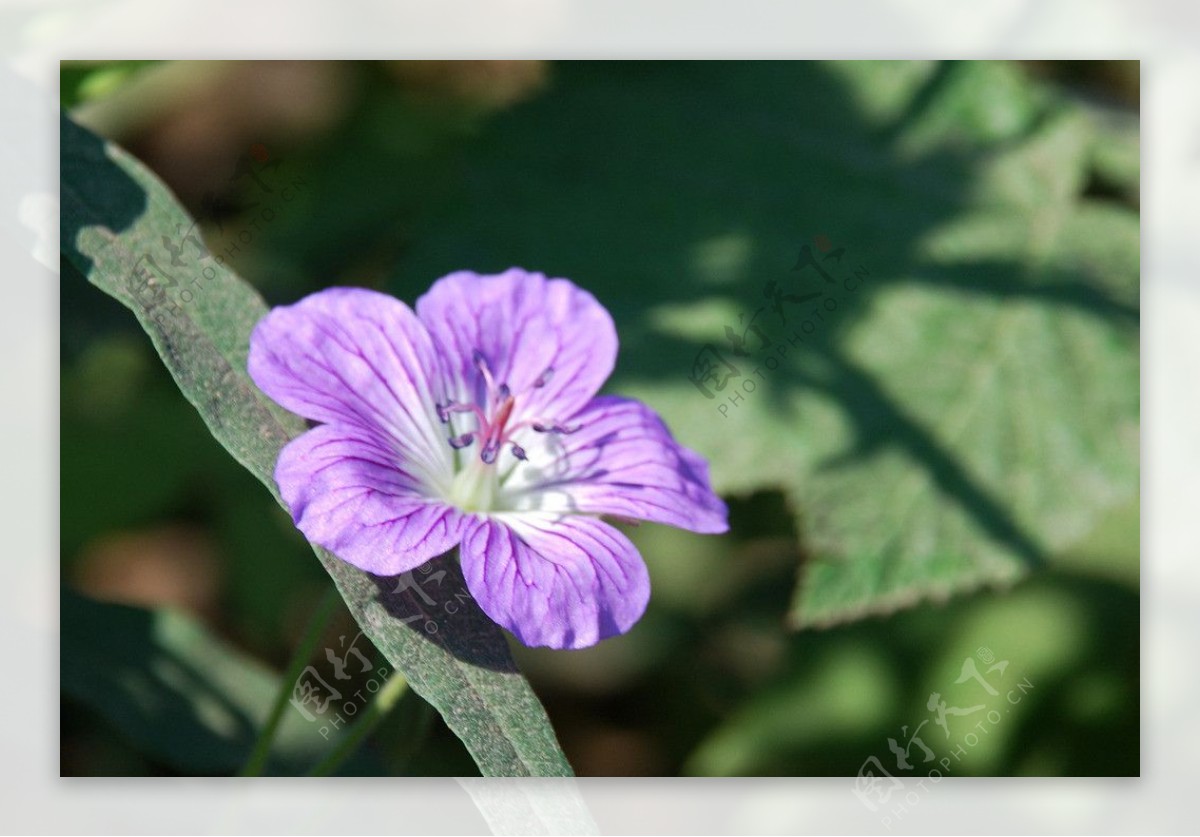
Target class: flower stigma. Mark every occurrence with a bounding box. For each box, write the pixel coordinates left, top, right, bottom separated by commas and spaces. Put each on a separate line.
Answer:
439, 349, 575, 512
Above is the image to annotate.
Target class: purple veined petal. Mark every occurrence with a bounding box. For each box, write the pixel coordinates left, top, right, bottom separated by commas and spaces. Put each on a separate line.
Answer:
501, 395, 729, 534
414, 269, 618, 432
460, 514, 650, 650
275, 423, 469, 576
248, 286, 454, 496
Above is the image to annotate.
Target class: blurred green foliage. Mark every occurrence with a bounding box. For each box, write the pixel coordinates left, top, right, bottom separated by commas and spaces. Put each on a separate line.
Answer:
61, 587, 393, 775
60, 60, 1138, 777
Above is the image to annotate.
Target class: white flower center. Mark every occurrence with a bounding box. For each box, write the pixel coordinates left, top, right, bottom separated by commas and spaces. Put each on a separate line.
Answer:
448, 454, 500, 512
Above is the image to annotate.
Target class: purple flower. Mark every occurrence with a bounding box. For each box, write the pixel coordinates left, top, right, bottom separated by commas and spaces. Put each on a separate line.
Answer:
248, 268, 728, 649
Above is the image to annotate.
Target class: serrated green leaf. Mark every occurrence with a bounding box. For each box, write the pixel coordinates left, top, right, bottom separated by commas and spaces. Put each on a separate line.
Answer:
386, 60, 1138, 627
60, 111, 572, 777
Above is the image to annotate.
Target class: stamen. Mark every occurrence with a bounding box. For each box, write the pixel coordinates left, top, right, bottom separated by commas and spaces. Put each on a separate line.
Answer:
481, 438, 501, 464
531, 420, 579, 434
472, 349, 497, 393
447, 353, 581, 465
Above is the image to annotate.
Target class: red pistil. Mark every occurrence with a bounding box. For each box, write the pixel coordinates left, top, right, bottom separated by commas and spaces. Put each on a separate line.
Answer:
439, 351, 572, 464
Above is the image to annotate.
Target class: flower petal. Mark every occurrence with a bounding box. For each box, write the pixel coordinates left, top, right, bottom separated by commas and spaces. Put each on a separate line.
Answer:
460, 515, 650, 649
275, 424, 467, 575
248, 286, 454, 496
415, 268, 617, 427
503, 396, 729, 534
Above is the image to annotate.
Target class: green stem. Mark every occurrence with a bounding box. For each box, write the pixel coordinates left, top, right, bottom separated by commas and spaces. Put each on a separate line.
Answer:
305, 672, 409, 777
239, 585, 341, 777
